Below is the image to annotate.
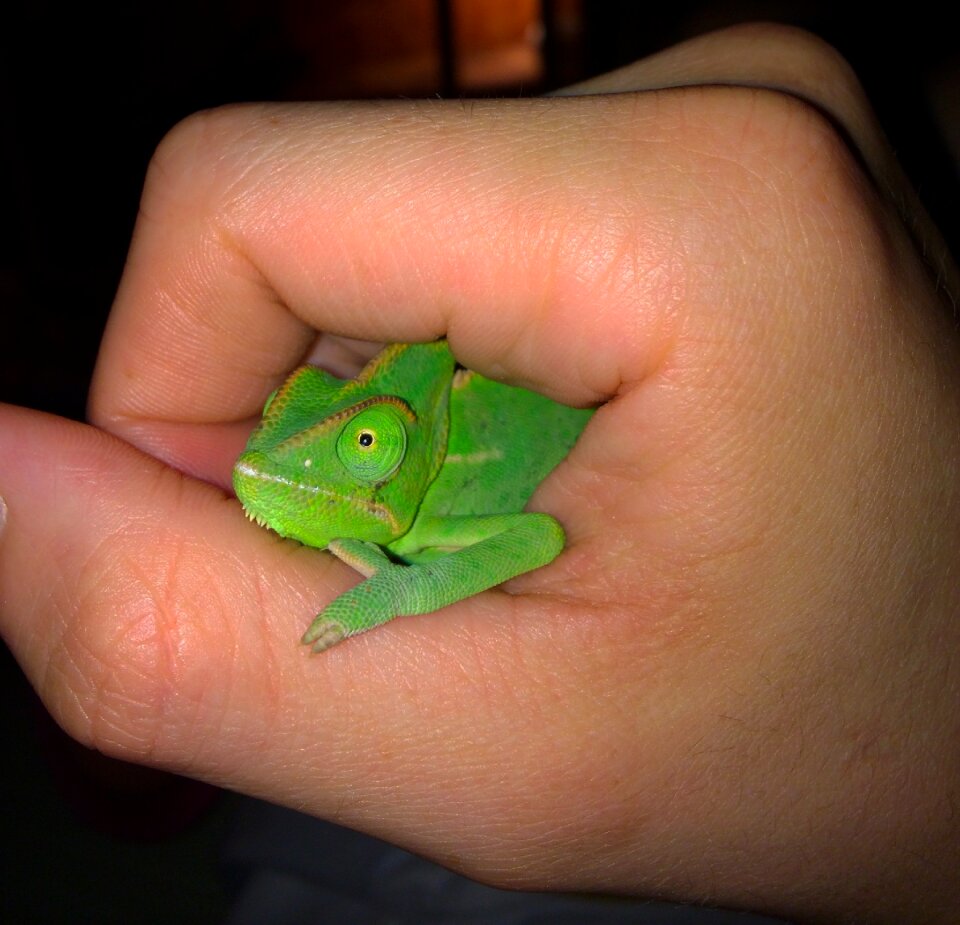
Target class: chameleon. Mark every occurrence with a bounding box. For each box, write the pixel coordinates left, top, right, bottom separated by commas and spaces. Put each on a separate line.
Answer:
233, 340, 592, 651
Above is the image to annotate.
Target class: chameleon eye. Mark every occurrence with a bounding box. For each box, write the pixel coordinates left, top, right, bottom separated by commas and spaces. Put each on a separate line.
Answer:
337, 407, 407, 482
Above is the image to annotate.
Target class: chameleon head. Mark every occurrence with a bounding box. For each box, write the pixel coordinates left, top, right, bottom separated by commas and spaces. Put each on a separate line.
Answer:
234, 352, 452, 550
234, 394, 420, 548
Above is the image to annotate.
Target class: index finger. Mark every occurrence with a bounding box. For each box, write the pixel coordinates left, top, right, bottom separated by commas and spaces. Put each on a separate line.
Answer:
89, 96, 680, 483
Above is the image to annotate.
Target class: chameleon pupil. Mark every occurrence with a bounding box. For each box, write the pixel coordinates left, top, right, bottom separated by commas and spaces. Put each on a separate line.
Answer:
359, 431, 374, 447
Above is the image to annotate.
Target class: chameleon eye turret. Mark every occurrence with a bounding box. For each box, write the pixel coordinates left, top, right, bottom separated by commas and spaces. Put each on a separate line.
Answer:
336, 404, 409, 483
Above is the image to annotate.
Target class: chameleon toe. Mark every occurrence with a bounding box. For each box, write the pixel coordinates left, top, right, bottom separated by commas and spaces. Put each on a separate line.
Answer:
302, 619, 346, 653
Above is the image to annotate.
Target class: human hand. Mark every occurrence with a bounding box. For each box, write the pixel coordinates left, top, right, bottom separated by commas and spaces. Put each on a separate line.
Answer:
2, 24, 958, 924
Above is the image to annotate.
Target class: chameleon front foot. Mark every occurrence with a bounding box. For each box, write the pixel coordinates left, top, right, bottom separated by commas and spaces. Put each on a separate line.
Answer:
301, 618, 346, 653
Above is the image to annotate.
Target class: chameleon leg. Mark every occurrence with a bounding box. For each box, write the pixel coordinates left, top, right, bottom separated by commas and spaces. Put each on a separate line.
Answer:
302, 513, 565, 652
301, 540, 402, 650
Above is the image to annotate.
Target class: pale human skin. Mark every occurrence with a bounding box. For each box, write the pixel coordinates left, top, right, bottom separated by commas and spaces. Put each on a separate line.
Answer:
1, 23, 958, 925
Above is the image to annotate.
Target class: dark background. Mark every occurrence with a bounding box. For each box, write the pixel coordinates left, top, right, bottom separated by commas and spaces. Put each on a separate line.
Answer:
2, 2, 957, 922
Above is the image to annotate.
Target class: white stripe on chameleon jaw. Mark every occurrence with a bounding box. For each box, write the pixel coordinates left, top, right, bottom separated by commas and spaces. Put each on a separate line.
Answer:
235, 461, 333, 496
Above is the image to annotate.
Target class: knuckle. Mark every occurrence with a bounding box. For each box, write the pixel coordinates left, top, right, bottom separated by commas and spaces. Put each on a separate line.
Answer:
141, 103, 264, 225
667, 85, 879, 261
727, 22, 866, 105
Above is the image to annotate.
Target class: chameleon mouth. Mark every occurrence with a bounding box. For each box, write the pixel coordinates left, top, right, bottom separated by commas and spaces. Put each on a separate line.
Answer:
233, 456, 335, 522
233, 455, 402, 540
233, 458, 347, 509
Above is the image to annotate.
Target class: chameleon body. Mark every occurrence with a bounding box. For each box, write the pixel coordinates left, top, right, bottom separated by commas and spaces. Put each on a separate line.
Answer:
233, 341, 592, 651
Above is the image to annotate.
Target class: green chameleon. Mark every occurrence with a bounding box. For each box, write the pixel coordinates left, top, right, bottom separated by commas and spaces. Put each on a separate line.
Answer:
233, 340, 592, 651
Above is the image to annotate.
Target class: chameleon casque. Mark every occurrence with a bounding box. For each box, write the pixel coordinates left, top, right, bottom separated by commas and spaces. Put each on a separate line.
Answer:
233, 340, 592, 651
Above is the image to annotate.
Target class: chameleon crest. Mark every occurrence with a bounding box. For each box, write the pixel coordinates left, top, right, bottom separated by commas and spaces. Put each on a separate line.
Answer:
234, 340, 591, 651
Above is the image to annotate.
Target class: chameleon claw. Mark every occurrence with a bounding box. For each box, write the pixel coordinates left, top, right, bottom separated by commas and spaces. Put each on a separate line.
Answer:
302, 618, 346, 653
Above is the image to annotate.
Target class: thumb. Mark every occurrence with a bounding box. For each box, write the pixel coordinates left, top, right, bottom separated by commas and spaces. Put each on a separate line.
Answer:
0, 403, 337, 769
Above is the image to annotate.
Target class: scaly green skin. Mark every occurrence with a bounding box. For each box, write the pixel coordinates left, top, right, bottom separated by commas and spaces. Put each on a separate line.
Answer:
233, 341, 592, 651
